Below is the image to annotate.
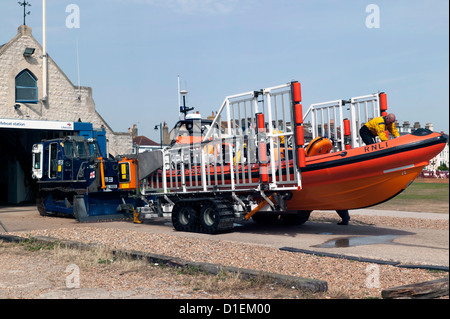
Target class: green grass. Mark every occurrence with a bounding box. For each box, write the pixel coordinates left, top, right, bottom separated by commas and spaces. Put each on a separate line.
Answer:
373, 181, 449, 213
396, 182, 449, 201
18, 238, 59, 252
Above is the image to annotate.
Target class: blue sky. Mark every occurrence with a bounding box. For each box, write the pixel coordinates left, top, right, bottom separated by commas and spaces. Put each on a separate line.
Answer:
1, 0, 448, 142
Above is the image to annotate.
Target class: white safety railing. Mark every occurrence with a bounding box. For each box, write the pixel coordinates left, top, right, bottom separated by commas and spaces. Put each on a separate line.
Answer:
303, 93, 383, 151
349, 94, 383, 148
147, 82, 303, 194
303, 99, 346, 151
145, 84, 388, 195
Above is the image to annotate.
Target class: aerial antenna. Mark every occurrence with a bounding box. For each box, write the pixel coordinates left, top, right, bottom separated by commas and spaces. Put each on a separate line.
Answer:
18, 1, 31, 25
178, 76, 181, 120
178, 76, 194, 119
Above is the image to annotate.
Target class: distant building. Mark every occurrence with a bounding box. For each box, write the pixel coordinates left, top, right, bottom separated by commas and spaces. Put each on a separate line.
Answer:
425, 133, 449, 171
394, 120, 448, 170
0, 25, 133, 203
0, 25, 132, 155
133, 135, 161, 153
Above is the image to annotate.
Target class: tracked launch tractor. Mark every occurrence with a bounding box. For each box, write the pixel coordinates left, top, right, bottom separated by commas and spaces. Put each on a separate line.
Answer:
31, 135, 139, 221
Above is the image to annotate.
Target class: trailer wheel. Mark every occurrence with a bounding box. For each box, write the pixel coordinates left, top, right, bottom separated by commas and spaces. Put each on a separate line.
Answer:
251, 213, 279, 224
280, 211, 311, 225
199, 200, 234, 234
171, 201, 199, 232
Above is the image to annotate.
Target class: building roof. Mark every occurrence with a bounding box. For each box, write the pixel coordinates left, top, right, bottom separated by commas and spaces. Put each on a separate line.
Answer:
133, 135, 160, 146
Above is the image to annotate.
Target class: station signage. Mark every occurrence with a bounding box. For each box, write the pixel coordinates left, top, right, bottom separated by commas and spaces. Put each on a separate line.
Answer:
0, 119, 74, 130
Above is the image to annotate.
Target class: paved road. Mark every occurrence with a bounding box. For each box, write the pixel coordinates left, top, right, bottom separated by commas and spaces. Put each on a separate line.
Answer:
0, 205, 448, 267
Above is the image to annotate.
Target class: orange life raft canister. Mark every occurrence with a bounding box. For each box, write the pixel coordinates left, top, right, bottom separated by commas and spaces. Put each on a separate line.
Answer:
305, 137, 333, 157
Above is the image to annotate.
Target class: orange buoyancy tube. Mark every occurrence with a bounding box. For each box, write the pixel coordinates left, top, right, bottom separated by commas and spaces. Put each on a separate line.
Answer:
305, 137, 333, 157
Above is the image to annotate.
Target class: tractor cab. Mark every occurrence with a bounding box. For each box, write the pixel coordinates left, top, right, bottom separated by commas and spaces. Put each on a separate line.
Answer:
31, 136, 109, 187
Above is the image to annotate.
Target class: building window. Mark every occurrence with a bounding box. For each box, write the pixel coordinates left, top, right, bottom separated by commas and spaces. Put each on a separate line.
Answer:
15, 69, 38, 103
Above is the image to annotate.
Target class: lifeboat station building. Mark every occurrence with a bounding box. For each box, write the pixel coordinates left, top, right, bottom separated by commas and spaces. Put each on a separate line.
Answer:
0, 25, 133, 204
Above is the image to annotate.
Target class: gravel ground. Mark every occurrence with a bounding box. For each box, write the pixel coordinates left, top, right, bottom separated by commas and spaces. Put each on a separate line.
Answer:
310, 212, 449, 230
4, 213, 448, 299
0, 240, 236, 299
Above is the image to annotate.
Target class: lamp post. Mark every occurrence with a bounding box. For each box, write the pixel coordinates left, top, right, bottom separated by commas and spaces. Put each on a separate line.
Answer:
154, 123, 162, 149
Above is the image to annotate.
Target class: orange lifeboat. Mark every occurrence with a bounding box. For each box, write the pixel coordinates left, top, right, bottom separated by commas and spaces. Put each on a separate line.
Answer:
287, 129, 447, 211
151, 128, 447, 211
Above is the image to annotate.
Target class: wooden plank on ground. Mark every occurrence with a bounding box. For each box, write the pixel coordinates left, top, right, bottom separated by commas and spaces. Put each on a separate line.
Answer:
382, 277, 449, 299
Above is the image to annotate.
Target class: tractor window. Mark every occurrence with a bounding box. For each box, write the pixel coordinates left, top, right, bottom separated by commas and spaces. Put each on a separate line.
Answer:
33, 152, 41, 169
32, 146, 43, 179
63, 141, 75, 158
87, 141, 100, 158
76, 141, 88, 157
49, 143, 58, 178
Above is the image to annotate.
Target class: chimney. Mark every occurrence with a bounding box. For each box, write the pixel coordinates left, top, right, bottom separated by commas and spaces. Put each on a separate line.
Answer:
131, 124, 138, 137
162, 122, 169, 145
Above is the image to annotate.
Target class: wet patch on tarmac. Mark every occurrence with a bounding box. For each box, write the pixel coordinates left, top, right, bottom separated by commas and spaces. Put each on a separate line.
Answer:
313, 235, 400, 248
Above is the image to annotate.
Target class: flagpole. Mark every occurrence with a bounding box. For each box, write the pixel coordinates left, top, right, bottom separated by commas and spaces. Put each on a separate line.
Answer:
42, 0, 48, 102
